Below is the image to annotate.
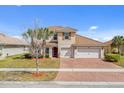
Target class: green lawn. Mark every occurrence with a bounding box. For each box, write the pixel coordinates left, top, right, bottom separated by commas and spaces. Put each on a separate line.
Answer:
114, 56, 124, 67
0, 71, 58, 81
120, 56, 124, 62
0, 54, 60, 68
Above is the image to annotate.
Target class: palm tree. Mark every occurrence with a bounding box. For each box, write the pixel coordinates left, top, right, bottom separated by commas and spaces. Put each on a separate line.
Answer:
22, 27, 54, 75
22, 28, 36, 54
112, 36, 124, 54
22, 28, 42, 75
38, 28, 54, 58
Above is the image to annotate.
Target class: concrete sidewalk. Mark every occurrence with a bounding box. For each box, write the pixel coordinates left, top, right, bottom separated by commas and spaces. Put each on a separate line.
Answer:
0, 68, 124, 72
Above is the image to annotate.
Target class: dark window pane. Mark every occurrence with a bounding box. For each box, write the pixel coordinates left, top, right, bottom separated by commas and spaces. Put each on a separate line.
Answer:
45, 48, 49, 54
53, 33, 57, 40
64, 32, 70, 39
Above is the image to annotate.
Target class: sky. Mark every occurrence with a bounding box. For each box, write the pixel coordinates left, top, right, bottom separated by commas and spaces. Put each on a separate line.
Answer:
0, 5, 124, 42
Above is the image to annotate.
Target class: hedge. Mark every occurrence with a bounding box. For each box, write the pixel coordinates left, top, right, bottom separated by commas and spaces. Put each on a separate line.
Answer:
24, 53, 49, 59
105, 53, 120, 62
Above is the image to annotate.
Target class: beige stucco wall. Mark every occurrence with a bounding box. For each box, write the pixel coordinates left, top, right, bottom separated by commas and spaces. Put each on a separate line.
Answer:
100, 48, 104, 59
57, 32, 76, 57
0, 45, 28, 59
49, 47, 52, 58
58, 32, 75, 46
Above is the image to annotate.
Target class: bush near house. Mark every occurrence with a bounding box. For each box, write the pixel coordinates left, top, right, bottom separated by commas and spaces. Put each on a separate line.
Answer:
45, 54, 49, 58
24, 53, 32, 59
105, 53, 120, 62
24, 53, 49, 59
33, 55, 43, 58
0, 53, 2, 56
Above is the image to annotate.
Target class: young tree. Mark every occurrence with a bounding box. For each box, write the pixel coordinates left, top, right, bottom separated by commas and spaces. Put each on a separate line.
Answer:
22, 27, 54, 75
112, 36, 124, 54
22, 28, 42, 74
38, 28, 54, 58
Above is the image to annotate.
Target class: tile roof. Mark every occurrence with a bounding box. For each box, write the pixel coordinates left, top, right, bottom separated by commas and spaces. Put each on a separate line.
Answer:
73, 34, 107, 47
48, 26, 77, 33
103, 40, 112, 45
0, 33, 29, 46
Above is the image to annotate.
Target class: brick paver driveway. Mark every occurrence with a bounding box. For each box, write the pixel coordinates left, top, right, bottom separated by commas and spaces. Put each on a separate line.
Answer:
55, 58, 124, 82
59, 58, 121, 68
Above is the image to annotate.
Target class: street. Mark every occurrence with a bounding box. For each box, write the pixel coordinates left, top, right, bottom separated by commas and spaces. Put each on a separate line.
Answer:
1, 81, 124, 88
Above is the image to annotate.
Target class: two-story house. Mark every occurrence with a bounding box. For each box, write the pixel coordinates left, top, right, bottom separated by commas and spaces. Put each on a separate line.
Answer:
44, 26, 106, 59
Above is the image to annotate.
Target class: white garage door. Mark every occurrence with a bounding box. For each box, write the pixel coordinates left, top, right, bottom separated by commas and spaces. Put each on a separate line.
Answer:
60, 48, 71, 58
75, 48, 100, 58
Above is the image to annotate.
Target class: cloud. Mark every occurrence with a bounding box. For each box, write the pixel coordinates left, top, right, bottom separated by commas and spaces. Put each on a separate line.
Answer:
89, 26, 99, 31
13, 35, 23, 39
102, 36, 113, 41
92, 37, 100, 41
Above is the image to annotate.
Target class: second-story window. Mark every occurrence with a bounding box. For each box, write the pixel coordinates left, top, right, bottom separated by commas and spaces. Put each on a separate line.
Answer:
63, 32, 70, 40
53, 33, 57, 40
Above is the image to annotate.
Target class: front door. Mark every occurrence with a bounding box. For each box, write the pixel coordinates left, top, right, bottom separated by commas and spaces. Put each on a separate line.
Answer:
52, 47, 58, 57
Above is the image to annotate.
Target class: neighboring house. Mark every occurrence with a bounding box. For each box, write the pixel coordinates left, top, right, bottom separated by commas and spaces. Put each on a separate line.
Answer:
104, 40, 124, 54
43, 26, 107, 59
103, 40, 113, 53
0, 33, 28, 58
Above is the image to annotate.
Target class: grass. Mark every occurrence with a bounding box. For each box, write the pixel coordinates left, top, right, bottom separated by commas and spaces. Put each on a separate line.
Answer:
113, 56, 124, 67
0, 54, 60, 68
120, 56, 124, 62
0, 71, 58, 81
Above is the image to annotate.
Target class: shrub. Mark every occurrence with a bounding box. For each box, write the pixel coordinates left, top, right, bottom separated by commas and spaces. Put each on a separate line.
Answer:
111, 48, 118, 54
24, 53, 32, 59
121, 52, 124, 56
0, 52, 2, 56
33, 55, 43, 58
105, 53, 120, 62
45, 54, 49, 58
39, 55, 43, 58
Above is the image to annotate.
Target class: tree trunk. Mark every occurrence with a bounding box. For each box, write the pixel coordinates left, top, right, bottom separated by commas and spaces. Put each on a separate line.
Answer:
118, 46, 120, 54
35, 48, 39, 74
42, 46, 44, 58
42, 40, 46, 58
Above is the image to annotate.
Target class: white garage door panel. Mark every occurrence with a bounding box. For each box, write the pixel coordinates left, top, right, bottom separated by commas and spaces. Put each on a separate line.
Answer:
76, 48, 100, 58
61, 48, 71, 58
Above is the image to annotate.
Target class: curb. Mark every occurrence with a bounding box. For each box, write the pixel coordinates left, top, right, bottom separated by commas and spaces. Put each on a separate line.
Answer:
1, 81, 124, 85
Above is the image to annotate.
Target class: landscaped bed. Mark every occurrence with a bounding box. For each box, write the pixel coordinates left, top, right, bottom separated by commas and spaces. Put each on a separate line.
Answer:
0, 54, 60, 68
114, 56, 124, 67
0, 71, 58, 81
